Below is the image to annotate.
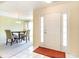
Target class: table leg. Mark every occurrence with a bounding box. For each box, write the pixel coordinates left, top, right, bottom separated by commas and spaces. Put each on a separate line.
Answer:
18, 32, 21, 42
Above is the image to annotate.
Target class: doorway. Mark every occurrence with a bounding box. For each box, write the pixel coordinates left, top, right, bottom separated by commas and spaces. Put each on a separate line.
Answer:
41, 13, 68, 51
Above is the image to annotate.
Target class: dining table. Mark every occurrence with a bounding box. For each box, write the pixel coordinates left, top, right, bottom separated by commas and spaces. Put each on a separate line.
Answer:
11, 31, 26, 40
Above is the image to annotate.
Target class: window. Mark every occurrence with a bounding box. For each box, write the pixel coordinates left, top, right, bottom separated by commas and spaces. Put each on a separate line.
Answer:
41, 16, 44, 42
63, 13, 67, 47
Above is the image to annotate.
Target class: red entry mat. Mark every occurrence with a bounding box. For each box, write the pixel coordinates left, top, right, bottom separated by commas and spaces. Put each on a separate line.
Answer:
34, 46, 66, 58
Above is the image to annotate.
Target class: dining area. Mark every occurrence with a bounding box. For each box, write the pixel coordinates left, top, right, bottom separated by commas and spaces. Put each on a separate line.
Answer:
0, 14, 33, 58
5, 30, 30, 46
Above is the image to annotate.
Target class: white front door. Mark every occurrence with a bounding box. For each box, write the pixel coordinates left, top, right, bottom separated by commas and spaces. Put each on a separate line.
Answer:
43, 13, 61, 50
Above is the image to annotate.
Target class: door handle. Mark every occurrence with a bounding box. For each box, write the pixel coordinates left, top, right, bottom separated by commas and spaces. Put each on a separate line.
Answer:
44, 31, 47, 34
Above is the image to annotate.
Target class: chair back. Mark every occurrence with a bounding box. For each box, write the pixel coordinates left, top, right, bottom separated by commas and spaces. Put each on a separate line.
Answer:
26, 30, 30, 36
5, 30, 13, 39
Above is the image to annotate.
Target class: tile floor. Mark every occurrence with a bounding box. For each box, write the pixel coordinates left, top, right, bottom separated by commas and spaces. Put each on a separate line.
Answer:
0, 40, 76, 58
11, 46, 49, 58
0, 41, 48, 58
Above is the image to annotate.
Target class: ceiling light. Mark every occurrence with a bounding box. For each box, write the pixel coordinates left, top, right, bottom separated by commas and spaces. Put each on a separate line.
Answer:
44, 1, 52, 3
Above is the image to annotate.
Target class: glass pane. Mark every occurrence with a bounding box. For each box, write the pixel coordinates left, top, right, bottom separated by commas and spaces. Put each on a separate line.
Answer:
63, 13, 67, 47
41, 16, 44, 42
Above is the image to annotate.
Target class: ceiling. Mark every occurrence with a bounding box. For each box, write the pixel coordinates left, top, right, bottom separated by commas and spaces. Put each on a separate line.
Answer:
0, 1, 49, 20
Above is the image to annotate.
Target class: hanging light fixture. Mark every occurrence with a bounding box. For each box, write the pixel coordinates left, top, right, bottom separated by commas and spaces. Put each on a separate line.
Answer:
16, 16, 21, 24
15, 6, 21, 24
16, 21, 21, 24
16, 12, 21, 24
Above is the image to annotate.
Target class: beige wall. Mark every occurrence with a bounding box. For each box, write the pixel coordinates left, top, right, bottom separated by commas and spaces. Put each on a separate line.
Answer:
33, 2, 79, 57
67, 3, 79, 57
0, 16, 25, 44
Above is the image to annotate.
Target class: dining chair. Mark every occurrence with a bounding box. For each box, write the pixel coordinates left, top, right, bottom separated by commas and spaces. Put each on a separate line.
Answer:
20, 31, 27, 42
20, 30, 30, 42
5, 30, 18, 46
26, 30, 30, 41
